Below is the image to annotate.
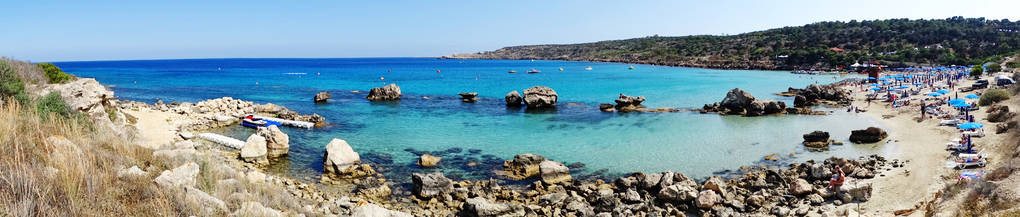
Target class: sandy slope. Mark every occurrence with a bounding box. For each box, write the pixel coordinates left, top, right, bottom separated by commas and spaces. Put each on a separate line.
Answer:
123, 108, 177, 149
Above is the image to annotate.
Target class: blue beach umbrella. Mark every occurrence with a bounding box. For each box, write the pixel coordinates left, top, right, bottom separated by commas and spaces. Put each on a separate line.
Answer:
899, 85, 909, 89
883, 81, 892, 84
868, 77, 877, 80
936, 89, 951, 94
958, 122, 983, 130
870, 83, 879, 86
927, 92, 943, 97
929, 73, 937, 76
895, 77, 905, 81
871, 87, 883, 91
965, 94, 979, 99
952, 102, 970, 108
905, 75, 914, 78
913, 82, 923, 86
948, 99, 965, 104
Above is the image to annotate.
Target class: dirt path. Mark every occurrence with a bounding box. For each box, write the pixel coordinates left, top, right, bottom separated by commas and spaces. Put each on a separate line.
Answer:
124, 108, 177, 149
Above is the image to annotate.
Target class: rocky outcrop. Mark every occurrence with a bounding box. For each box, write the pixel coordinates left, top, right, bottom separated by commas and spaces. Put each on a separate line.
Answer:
702, 88, 787, 116
720, 88, 756, 114
257, 125, 289, 157
154, 162, 200, 188
788, 84, 852, 107
598, 104, 615, 112
351, 203, 413, 217
502, 154, 546, 180
459, 92, 479, 103
417, 153, 441, 167
613, 94, 646, 112
987, 105, 1015, 123
849, 127, 888, 144
539, 160, 572, 185
412, 172, 453, 198
314, 91, 332, 103
322, 138, 375, 182
505, 91, 522, 107
762, 100, 787, 114
522, 86, 557, 109
239, 134, 268, 164
802, 131, 832, 148
463, 197, 525, 217
367, 84, 401, 101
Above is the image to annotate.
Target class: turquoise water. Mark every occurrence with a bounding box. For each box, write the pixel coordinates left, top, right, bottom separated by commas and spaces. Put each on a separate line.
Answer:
55, 58, 888, 182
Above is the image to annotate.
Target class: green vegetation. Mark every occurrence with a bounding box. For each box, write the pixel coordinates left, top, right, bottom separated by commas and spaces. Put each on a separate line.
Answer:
0, 61, 29, 104
1007, 58, 1020, 68
979, 89, 1010, 106
37, 62, 74, 84
986, 63, 1002, 73
467, 17, 1020, 69
36, 91, 73, 119
971, 65, 984, 77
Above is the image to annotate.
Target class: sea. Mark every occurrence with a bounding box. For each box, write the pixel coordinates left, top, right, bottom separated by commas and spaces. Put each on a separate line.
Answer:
54, 58, 892, 183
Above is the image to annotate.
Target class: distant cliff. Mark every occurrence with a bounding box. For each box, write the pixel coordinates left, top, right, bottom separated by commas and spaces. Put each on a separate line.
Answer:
449, 17, 1020, 70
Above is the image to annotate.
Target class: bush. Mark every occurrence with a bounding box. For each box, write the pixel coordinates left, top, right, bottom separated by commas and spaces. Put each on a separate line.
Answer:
979, 89, 1011, 106
36, 91, 73, 119
0, 61, 29, 104
987, 63, 1002, 73
37, 62, 74, 84
971, 65, 984, 77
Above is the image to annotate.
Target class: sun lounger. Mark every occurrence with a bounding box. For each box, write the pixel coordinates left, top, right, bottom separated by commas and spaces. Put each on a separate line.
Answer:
963, 130, 984, 137
940, 119, 960, 126
953, 153, 987, 169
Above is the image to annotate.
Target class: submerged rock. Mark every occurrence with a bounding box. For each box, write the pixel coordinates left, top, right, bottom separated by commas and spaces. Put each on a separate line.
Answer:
417, 153, 441, 167
366, 83, 401, 101
459, 92, 480, 103
314, 91, 331, 103
505, 90, 522, 107
523, 86, 558, 109
849, 127, 887, 144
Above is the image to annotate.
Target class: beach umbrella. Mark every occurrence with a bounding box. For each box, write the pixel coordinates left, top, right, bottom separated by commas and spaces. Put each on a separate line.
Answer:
870, 83, 879, 86
952, 102, 970, 108
871, 87, 883, 91
936, 89, 951, 94
913, 82, 924, 86
868, 77, 877, 80
927, 92, 943, 97
883, 81, 892, 84
899, 85, 909, 89
965, 94, 979, 99
905, 75, 914, 78
958, 122, 984, 130
895, 77, 905, 81
929, 73, 937, 76
949, 99, 966, 104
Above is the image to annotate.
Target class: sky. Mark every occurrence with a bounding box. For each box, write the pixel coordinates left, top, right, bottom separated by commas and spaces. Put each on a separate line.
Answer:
3, 0, 1020, 62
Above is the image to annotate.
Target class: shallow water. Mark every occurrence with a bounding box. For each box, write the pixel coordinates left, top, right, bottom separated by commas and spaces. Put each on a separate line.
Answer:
56, 58, 891, 182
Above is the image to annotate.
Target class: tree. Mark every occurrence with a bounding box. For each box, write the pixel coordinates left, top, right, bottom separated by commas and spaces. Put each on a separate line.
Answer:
986, 63, 1001, 73
36, 63, 74, 84
970, 65, 984, 77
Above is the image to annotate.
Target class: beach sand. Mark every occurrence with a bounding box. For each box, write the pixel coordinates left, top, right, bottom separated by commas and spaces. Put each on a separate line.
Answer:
124, 108, 177, 149
842, 79, 1007, 216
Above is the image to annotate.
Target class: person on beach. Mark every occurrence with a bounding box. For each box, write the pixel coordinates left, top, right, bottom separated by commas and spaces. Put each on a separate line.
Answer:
829, 166, 846, 190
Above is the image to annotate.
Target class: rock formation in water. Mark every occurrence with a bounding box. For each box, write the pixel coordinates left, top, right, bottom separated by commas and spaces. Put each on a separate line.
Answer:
523, 86, 558, 109
367, 83, 401, 101
459, 92, 479, 103
314, 91, 331, 103
849, 127, 888, 144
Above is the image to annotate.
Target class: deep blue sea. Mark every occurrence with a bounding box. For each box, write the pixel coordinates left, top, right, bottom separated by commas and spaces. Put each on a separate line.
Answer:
55, 58, 890, 183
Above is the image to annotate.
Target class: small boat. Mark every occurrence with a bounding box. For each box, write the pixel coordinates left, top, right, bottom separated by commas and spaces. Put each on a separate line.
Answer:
585, 66, 593, 71
558, 67, 564, 71
508, 70, 517, 73
629, 65, 635, 70
240, 115, 281, 128
526, 69, 540, 74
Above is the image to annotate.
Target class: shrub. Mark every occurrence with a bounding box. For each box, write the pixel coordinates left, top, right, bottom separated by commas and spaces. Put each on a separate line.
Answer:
0, 61, 29, 104
970, 65, 984, 77
37, 62, 74, 84
979, 89, 1011, 106
986, 63, 1002, 73
36, 91, 72, 119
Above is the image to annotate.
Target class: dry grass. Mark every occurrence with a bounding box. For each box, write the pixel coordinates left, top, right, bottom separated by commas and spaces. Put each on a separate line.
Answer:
1, 57, 46, 85
0, 102, 188, 216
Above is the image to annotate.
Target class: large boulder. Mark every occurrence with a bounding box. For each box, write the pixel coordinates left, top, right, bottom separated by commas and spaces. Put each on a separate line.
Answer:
658, 184, 699, 202
614, 94, 646, 112
411, 172, 453, 198
322, 138, 374, 181
838, 182, 873, 202
463, 197, 525, 217
239, 134, 268, 164
987, 105, 1015, 123
503, 154, 546, 179
505, 91, 522, 107
790, 178, 814, 195
701, 176, 728, 196
351, 203, 413, 217
539, 160, 572, 185
695, 190, 721, 209
803, 131, 832, 148
523, 86, 558, 109
459, 92, 480, 103
154, 162, 200, 188
794, 95, 808, 107
849, 127, 888, 144
746, 100, 765, 116
763, 100, 787, 114
257, 125, 289, 157
719, 88, 756, 114
314, 91, 332, 103
366, 84, 401, 101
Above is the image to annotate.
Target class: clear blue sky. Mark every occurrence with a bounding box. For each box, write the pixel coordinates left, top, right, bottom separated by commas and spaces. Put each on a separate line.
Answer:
3, 0, 1019, 62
